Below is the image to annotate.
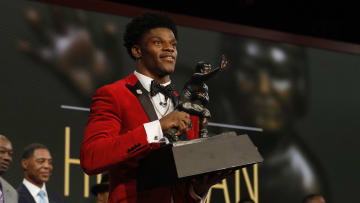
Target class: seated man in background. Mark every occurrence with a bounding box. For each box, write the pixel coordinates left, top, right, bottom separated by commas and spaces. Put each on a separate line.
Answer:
17, 143, 64, 203
0, 135, 18, 203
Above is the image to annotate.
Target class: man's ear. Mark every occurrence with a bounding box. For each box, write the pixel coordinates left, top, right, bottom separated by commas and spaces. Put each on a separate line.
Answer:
21, 159, 28, 170
131, 45, 142, 59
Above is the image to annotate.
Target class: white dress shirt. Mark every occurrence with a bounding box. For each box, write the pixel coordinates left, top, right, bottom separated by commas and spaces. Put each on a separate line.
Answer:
134, 71, 174, 144
22, 179, 49, 203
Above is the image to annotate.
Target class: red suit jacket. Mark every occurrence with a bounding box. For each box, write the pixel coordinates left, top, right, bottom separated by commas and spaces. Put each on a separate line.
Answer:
81, 73, 200, 203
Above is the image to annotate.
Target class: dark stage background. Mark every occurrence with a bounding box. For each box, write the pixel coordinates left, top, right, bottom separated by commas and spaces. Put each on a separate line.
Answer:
1, 0, 360, 202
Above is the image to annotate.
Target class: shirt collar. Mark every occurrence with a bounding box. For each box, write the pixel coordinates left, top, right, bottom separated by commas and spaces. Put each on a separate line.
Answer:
23, 178, 47, 199
134, 71, 171, 92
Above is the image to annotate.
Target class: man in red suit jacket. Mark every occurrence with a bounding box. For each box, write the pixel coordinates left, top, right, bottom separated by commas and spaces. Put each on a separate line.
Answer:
80, 13, 226, 203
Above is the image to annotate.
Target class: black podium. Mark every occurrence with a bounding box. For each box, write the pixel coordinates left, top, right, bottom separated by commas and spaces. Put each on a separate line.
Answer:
137, 132, 263, 191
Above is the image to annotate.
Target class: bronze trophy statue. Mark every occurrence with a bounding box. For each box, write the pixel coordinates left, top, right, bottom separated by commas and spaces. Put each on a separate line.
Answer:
164, 55, 229, 142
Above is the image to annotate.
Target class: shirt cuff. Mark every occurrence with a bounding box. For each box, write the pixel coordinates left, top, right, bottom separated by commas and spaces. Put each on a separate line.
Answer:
189, 184, 208, 203
144, 120, 168, 144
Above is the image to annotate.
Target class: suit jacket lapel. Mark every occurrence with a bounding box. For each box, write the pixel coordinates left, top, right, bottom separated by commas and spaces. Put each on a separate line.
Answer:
18, 184, 36, 203
126, 81, 158, 122
3, 186, 13, 203
48, 191, 54, 203
0, 178, 12, 202
47, 191, 60, 203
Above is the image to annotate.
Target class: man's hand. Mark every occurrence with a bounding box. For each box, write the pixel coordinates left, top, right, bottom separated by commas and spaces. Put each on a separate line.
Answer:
192, 169, 234, 197
160, 110, 191, 136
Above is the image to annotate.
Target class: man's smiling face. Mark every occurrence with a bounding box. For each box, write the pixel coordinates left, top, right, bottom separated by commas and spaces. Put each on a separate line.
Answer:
134, 27, 177, 81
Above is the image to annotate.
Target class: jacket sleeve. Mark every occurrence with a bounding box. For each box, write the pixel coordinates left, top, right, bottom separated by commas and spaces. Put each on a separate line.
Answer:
80, 86, 152, 175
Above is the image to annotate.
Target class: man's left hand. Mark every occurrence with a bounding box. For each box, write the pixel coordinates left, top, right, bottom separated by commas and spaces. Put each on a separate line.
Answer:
191, 169, 234, 197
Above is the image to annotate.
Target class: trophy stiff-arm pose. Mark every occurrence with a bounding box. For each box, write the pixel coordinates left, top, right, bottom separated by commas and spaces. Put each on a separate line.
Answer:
165, 55, 229, 141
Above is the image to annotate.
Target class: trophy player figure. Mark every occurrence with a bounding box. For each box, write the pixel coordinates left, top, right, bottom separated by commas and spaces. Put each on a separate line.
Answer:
165, 55, 229, 141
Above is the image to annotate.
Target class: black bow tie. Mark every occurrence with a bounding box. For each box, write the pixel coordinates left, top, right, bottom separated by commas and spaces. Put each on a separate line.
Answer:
150, 80, 175, 101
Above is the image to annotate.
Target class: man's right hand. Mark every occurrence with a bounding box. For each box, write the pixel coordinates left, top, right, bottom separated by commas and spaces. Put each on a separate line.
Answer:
160, 110, 191, 136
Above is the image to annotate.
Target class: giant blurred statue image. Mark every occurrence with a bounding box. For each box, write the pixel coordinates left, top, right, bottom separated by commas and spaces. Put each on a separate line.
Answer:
216, 39, 329, 202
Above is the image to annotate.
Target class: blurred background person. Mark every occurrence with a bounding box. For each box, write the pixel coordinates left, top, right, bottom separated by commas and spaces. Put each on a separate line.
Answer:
17, 6, 123, 104
17, 143, 64, 203
90, 173, 109, 203
0, 135, 17, 203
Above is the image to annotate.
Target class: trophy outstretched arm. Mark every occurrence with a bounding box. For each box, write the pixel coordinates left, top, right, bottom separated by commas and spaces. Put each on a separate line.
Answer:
191, 55, 229, 82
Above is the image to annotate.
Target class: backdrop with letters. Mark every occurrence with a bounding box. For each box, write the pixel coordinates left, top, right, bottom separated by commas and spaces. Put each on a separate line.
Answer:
1, 0, 359, 202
